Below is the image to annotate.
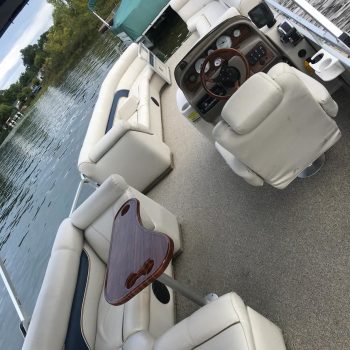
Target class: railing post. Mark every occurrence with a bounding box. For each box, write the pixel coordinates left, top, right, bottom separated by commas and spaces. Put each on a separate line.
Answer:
0, 259, 29, 337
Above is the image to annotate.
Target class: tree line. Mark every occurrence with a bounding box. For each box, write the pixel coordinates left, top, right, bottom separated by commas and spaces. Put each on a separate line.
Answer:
0, 0, 118, 140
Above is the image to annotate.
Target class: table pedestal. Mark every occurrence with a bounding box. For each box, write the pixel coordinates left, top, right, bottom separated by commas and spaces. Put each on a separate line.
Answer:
158, 274, 218, 306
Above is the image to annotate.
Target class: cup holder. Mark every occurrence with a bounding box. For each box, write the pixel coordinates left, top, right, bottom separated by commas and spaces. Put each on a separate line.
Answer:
152, 280, 170, 304
312, 53, 324, 64
319, 58, 332, 70
309, 49, 345, 81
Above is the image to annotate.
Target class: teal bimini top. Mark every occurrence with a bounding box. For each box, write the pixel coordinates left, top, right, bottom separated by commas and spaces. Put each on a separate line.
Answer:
112, 0, 169, 40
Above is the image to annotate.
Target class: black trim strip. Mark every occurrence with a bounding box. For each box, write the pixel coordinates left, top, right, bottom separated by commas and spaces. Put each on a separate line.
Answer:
105, 89, 130, 134
65, 251, 90, 350
193, 323, 240, 349
339, 33, 350, 48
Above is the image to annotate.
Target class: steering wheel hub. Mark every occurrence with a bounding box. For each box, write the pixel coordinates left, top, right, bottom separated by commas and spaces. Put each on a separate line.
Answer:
218, 65, 241, 87
200, 48, 250, 100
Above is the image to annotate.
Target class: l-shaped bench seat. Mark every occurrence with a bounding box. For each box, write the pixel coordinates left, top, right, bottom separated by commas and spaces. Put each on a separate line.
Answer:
22, 175, 182, 350
78, 43, 172, 192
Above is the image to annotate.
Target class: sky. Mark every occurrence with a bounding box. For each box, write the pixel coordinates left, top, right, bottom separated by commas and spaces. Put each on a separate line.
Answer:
0, 0, 54, 90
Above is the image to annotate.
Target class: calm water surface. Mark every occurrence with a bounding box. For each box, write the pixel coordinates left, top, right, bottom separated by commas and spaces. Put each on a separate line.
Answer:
0, 34, 122, 349
0, 2, 349, 348
283, 0, 350, 32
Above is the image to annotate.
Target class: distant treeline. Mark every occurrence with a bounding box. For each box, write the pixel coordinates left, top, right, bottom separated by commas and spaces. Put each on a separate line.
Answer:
0, 0, 119, 138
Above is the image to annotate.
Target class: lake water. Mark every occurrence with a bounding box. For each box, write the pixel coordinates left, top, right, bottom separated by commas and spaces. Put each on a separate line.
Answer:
0, 2, 349, 349
282, 0, 350, 32
0, 34, 122, 349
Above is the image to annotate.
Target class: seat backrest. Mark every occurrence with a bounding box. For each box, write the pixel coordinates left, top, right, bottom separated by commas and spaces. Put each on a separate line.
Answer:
70, 175, 155, 264
170, 0, 213, 22
78, 43, 150, 165
213, 63, 341, 189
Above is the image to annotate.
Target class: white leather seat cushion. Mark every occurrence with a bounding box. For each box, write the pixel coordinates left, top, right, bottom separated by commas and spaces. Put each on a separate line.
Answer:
154, 293, 257, 350
197, 7, 240, 37
222, 73, 283, 135
281, 66, 338, 117
187, 1, 228, 32
170, 0, 212, 22
215, 141, 264, 186
123, 332, 154, 350
84, 240, 151, 349
116, 95, 139, 121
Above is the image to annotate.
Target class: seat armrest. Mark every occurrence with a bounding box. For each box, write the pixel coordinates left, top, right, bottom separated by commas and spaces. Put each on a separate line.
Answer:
117, 95, 139, 121
194, 14, 211, 36
291, 67, 339, 118
88, 120, 151, 163
71, 175, 129, 230
124, 332, 154, 350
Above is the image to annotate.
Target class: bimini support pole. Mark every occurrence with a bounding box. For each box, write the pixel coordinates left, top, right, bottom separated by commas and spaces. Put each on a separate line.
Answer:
90, 10, 112, 29
0, 259, 29, 337
70, 174, 99, 215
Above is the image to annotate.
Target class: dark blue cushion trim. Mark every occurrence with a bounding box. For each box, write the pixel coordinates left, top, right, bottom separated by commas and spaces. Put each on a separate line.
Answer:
65, 250, 90, 350
105, 89, 130, 134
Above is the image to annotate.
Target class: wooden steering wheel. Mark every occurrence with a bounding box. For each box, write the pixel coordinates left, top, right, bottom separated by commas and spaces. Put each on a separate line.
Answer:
200, 48, 250, 100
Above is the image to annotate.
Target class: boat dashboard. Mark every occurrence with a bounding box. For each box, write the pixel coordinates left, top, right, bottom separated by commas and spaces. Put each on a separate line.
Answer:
174, 17, 283, 123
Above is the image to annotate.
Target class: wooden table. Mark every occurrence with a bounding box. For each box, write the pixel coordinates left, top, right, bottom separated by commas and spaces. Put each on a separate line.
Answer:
105, 198, 174, 306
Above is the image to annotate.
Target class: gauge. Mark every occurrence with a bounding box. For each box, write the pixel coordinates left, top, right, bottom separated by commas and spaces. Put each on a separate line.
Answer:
216, 35, 232, 49
195, 58, 210, 74
214, 58, 223, 67
233, 29, 241, 38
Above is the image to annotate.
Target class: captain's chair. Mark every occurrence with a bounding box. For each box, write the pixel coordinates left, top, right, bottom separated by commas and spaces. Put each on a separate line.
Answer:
213, 63, 341, 189
170, 0, 261, 37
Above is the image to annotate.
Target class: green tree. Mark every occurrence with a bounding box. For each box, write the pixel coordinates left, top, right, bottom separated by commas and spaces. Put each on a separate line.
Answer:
2, 83, 22, 105
34, 51, 46, 69
17, 87, 32, 103
0, 104, 15, 124
19, 70, 36, 86
20, 44, 39, 68
37, 31, 49, 50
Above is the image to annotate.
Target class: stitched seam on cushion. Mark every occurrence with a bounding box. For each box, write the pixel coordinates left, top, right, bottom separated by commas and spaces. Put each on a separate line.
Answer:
229, 295, 255, 350
192, 323, 239, 349
89, 225, 111, 246
80, 248, 92, 350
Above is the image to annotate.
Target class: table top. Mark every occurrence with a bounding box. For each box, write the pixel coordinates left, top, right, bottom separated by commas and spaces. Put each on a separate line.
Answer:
104, 198, 174, 306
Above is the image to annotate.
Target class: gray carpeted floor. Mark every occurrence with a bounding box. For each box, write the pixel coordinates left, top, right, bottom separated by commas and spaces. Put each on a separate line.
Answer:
149, 73, 350, 350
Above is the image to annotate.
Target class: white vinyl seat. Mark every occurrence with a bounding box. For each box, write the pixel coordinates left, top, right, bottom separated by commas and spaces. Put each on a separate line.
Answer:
78, 43, 172, 192
121, 292, 286, 350
22, 175, 181, 350
154, 292, 286, 350
213, 63, 341, 189
170, 0, 261, 37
